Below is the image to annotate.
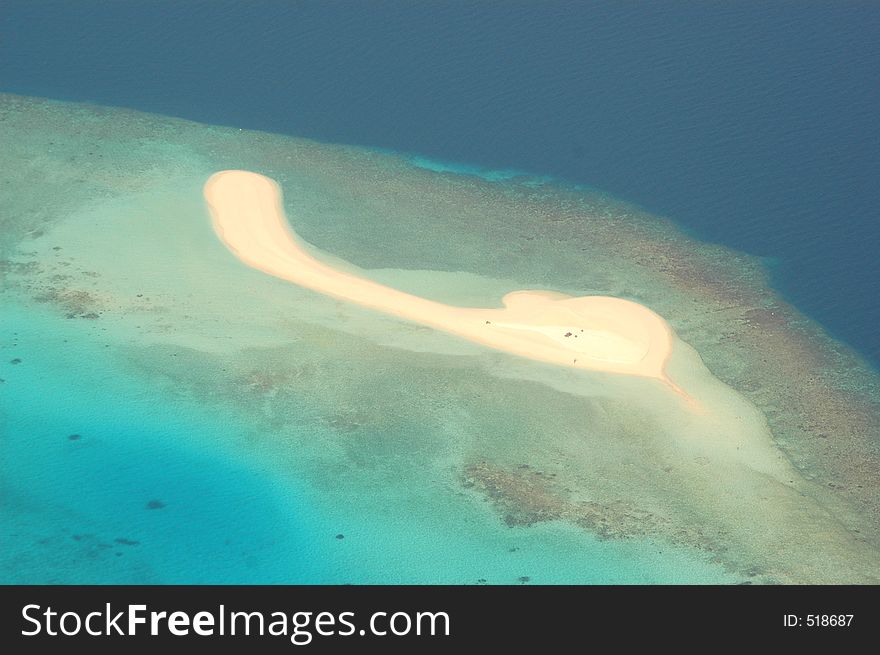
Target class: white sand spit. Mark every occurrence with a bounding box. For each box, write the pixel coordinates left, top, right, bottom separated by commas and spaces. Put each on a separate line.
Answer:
204, 170, 690, 401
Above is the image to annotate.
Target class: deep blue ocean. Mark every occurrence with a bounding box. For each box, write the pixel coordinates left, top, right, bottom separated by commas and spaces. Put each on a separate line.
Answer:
3, 1, 878, 366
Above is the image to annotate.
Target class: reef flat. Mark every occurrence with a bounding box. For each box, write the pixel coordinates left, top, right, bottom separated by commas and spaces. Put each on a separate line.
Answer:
2, 94, 878, 583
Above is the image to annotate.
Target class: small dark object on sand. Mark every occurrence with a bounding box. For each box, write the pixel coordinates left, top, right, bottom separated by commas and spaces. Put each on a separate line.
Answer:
146, 499, 166, 510
335, 533, 345, 540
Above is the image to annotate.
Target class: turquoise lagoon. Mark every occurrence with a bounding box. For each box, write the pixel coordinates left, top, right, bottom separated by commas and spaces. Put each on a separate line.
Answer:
1, 303, 730, 584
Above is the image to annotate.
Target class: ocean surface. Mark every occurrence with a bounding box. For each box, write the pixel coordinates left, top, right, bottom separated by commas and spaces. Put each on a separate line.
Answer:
2, 1, 878, 367
2, 4, 879, 585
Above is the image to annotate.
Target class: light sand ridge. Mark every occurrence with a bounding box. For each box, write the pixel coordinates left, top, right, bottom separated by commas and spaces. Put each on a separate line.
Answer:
204, 170, 691, 402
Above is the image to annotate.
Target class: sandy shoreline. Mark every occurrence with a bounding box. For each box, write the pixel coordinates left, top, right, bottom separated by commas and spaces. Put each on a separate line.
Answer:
204, 170, 688, 399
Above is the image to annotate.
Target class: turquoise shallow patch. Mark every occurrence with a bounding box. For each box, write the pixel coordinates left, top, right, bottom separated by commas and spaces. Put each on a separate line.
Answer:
1, 302, 319, 583
405, 155, 555, 188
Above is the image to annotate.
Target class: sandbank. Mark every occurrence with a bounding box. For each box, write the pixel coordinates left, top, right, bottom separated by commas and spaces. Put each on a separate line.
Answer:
203, 170, 687, 399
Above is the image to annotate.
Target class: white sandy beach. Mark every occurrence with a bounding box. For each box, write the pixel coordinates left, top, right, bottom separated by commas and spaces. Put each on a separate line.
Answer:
204, 170, 688, 399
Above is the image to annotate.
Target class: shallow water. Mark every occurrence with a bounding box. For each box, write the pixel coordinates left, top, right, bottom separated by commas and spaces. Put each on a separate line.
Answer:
2, 95, 878, 583
1, 302, 734, 584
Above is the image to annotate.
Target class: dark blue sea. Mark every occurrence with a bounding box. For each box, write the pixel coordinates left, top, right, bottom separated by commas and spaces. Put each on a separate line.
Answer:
3, 0, 879, 366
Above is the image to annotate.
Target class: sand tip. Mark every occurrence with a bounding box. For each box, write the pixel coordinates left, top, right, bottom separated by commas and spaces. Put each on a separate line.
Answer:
660, 376, 702, 412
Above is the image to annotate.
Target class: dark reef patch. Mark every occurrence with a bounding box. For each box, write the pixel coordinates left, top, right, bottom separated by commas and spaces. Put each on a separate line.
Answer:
462, 460, 720, 551
33, 287, 103, 319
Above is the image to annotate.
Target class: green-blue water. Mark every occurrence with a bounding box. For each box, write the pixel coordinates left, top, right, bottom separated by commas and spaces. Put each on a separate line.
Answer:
2, 302, 313, 583
2, 301, 733, 584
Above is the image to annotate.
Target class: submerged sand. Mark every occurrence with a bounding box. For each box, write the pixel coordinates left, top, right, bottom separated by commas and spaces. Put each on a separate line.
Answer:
204, 170, 688, 400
